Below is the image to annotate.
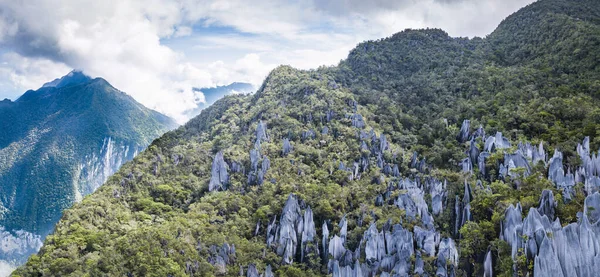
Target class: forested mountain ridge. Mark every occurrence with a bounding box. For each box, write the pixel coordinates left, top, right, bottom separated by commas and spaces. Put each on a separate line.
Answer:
14, 0, 600, 276
0, 71, 177, 268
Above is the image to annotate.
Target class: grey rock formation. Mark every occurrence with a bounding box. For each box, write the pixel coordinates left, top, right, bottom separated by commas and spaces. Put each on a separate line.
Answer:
454, 195, 462, 237
328, 235, 346, 261
484, 249, 493, 277
469, 139, 480, 167
457, 119, 470, 143
518, 142, 547, 165
255, 120, 269, 144
411, 151, 419, 168
262, 156, 270, 176
438, 238, 459, 267
584, 192, 600, 224
375, 194, 384, 206
533, 237, 565, 277
500, 203, 523, 260
208, 242, 237, 274
503, 151, 532, 178
264, 265, 274, 277
414, 226, 439, 257
275, 194, 302, 264
250, 149, 260, 172
302, 129, 316, 140
537, 189, 557, 220
326, 110, 335, 122
484, 132, 511, 152
415, 251, 425, 275
322, 222, 329, 261
350, 113, 365, 128
338, 216, 348, 244
462, 157, 473, 173
282, 138, 293, 156
208, 151, 229, 191
301, 207, 318, 262
246, 264, 259, 277
472, 125, 485, 139
231, 161, 245, 174
478, 151, 490, 177
430, 178, 446, 216
379, 133, 389, 153
364, 223, 383, 262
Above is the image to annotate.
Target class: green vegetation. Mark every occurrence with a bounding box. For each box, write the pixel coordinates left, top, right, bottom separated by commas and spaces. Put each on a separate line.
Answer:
13, 0, 600, 276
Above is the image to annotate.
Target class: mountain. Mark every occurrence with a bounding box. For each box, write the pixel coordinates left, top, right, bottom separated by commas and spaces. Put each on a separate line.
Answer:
13, 0, 600, 276
0, 71, 178, 270
41, 70, 92, 88
186, 82, 255, 118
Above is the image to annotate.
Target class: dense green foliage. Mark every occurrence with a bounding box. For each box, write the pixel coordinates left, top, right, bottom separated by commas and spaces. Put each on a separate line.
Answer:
14, 0, 600, 276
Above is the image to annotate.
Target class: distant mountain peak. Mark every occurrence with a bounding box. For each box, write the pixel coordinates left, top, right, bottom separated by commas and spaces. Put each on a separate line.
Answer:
42, 70, 92, 89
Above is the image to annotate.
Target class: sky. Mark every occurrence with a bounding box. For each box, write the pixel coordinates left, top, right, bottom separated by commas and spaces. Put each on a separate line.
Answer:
0, 0, 535, 123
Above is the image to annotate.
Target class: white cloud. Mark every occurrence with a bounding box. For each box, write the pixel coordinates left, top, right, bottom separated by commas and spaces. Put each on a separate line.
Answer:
0, 260, 15, 277
206, 53, 276, 87
0, 0, 535, 122
0, 53, 70, 99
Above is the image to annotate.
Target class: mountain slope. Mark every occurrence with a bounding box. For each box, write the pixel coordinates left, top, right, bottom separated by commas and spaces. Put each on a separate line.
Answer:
0, 71, 177, 267
14, 0, 600, 276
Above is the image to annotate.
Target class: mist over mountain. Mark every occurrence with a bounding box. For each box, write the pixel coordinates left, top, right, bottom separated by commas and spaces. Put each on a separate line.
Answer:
185, 82, 255, 119
10, 0, 600, 276
0, 71, 177, 273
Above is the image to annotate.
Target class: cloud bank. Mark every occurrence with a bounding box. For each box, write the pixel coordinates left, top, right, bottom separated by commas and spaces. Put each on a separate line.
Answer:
0, 0, 535, 122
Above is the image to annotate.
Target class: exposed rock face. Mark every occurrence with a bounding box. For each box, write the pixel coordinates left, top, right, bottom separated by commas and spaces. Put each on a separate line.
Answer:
455, 181, 473, 236
255, 120, 269, 144
264, 194, 321, 265
275, 194, 302, 264
430, 178, 447, 216
246, 264, 259, 277
322, 222, 329, 262
0, 227, 43, 267
76, 137, 144, 197
264, 265, 274, 277
324, 211, 454, 276
208, 151, 229, 191
575, 137, 600, 194
301, 207, 318, 262
282, 138, 293, 156
501, 203, 523, 260
484, 249, 493, 277
500, 192, 600, 277
207, 242, 237, 274
484, 132, 511, 152
349, 113, 365, 128
478, 151, 490, 177
537, 189, 557, 220
457, 119, 470, 143
258, 181, 455, 276
247, 121, 272, 186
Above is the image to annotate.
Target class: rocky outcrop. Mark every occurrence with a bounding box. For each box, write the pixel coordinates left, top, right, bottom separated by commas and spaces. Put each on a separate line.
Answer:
282, 138, 293, 156
457, 119, 471, 143
501, 192, 600, 277
208, 151, 229, 191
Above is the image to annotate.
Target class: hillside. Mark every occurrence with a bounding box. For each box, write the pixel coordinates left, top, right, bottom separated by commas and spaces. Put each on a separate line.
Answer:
0, 71, 177, 268
13, 0, 600, 276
